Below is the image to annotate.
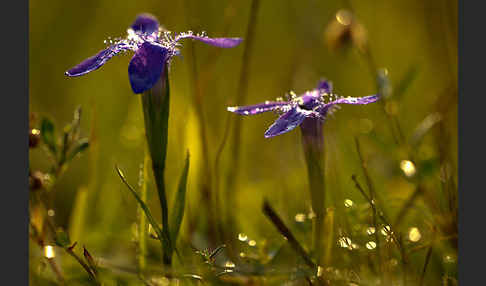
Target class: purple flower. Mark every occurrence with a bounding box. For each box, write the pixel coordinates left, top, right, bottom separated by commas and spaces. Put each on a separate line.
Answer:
66, 13, 242, 94
227, 79, 380, 138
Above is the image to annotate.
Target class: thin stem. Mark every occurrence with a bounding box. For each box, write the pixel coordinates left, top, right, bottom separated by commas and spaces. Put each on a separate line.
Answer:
140, 68, 172, 266
300, 118, 326, 265
394, 184, 424, 228
419, 246, 433, 286
354, 138, 383, 283
262, 200, 316, 269
351, 175, 409, 284
65, 247, 99, 285
137, 148, 149, 273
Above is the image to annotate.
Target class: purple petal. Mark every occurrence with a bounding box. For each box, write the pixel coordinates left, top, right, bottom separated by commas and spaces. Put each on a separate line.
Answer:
264, 107, 307, 138
227, 101, 289, 115
317, 94, 380, 116
178, 34, 243, 48
65, 43, 128, 77
131, 13, 159, 34
128, 42, 169, 94
316, 79, 333, 93
330, 94, 380, 105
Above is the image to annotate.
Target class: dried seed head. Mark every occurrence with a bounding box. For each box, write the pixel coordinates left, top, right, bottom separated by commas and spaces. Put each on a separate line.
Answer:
29, 171, 44, 191
29, 128, 41, 148
324, 9, 368, 53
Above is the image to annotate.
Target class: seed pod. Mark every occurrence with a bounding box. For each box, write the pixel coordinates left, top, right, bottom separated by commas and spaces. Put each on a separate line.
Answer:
324, 9, 368, 53
29, 129, 41, 148
29, 171, 44, 191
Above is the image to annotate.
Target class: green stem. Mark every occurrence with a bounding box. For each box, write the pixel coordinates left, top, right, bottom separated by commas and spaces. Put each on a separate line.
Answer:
300, 118, 326, 265
137, 148, 149, 272
140, 66, 172, 266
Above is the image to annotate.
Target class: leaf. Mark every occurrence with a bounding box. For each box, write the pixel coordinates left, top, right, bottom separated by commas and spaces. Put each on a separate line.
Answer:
40, 118, 57, 156
394, 65, 419, 99
170, 151, 190, 244
115, 165, 167, 246
66, 138, 90, 162
54, 229, 71, 248
71, 106, 82, 141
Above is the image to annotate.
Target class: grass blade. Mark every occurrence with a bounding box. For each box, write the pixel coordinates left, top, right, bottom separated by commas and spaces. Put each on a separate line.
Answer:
40, 117, 57, 156
115, 165, 166, 246
170, 151, 190, 244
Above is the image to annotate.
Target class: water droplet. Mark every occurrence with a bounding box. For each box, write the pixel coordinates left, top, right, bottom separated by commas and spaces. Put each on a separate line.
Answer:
408, 227, 422, 242
366, 226, 376, 235
443, 254, 456, 263
239, 252, 246, 258
47, 209, 55, 217
307, 211, 316, 219
344, 199, 354, 208
44, 245, 55, 258
359, 118, 374, 134
295, 213, 306, 222
381, 225, 391, 236
238, 233, 248, 242
400, 160, 416, 177
336, 9, 353, 26
365, 241, 376, 250
248, 240, 256, 247
338, 237, 352, 248
225, 261, 235, 268
317, 265, 324, 277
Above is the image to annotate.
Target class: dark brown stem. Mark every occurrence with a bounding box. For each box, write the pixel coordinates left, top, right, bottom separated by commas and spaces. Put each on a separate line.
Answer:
262, 200, 316, 269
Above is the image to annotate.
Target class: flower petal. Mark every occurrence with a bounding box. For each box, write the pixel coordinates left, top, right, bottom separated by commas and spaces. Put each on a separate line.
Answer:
264, 107, 307, 138
128, 42, 169, 94
316, 79, 333, 93
227, 101, 289, 115
131, 13, 160, 34
317, 94, 380, 116
330, 94, 380, 105
65, 43, 129, 77
177, 34, 243, 48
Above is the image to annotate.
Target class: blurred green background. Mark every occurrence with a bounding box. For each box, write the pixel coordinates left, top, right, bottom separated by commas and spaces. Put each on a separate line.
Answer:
30, 0, 457, 284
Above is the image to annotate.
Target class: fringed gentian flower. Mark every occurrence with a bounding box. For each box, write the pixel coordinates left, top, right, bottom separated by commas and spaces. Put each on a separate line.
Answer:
228, 79, 379, 265
65, 13, 242, 94
66, 14, 242, 267
227, 79, 379, 138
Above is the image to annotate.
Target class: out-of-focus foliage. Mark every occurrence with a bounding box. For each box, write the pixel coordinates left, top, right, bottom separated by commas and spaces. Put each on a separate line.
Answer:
30, 0, 457, 285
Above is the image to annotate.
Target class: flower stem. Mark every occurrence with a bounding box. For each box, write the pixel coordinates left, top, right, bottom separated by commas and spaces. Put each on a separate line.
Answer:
137, 148, 149, 272
140, 66, 172, 266
300, 118, 326, 265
